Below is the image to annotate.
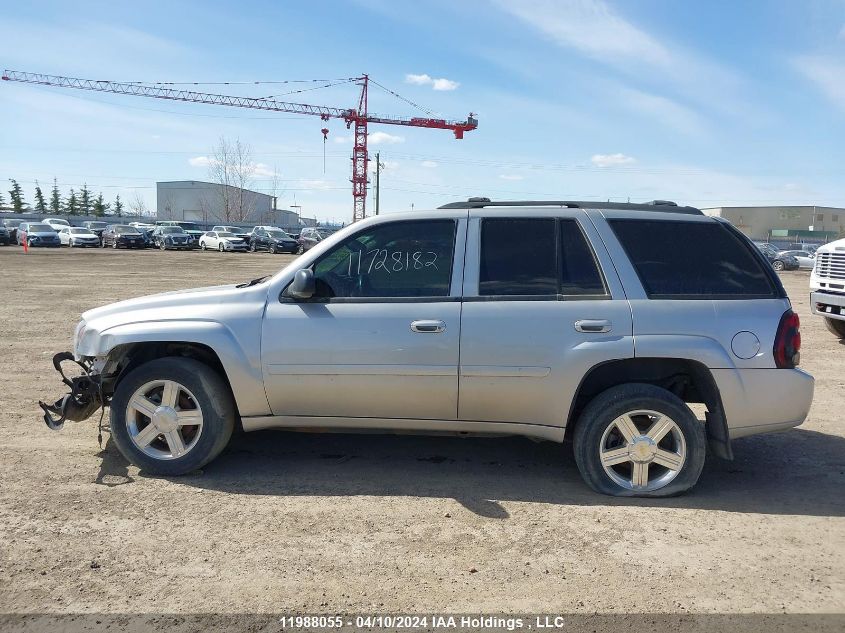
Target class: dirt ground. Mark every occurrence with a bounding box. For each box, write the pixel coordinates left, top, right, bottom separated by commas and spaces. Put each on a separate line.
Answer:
0, 246, 842, 621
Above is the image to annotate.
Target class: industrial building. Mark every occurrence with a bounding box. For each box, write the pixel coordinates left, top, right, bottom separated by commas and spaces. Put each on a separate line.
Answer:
156, 181, 316, 230
702, 205, 844, 243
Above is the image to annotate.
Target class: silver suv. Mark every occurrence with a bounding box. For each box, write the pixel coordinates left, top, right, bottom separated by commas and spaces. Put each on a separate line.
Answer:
40, 199, 814, 497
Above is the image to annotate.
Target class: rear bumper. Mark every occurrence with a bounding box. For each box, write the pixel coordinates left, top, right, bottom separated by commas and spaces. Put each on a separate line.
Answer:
811, 290, 845, 322
713, 367, 814, 438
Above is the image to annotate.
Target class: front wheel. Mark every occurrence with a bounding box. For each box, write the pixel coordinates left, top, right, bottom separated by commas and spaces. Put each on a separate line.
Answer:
159, 241, 166, 251
772, 260, 785, 271
109, 357, 236, 476
249, 241, 256, 252
218, 243, 225, 252
573, 383, 706, 497
200, 241, 207, 251
825, 317, 845, 340
296, 244, 304, 255
269, 244, 277, 254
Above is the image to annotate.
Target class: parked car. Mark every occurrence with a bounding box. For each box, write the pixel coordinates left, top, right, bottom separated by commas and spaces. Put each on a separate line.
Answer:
156, 221, 204, 244
297, 227, 336, 253
0, 225, 10, 245
101, 225, 146, 249
810, 237, 845, 340
42, 218, 72, 233
2, 219, 23, 242
17, 222, 61, 247
82, 221, 110, 242
247, 226, 299, 253
778, 249, 815, 270
755, 243, 799, 271
211, 225, 251, 241
151, 226, 193, 250
58, 227, 101, 248
199, 231, 248, 252
41, 198, 813, 498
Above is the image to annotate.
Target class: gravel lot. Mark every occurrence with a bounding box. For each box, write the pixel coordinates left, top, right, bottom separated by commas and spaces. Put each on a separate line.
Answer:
0, 247, 842, 622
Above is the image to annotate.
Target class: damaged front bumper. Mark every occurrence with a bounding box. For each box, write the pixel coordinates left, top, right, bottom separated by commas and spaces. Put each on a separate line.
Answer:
39, 352, 103, 430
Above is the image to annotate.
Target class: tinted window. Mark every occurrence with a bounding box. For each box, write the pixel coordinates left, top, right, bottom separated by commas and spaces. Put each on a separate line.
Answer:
479, 218, 606, 296
560, 220, 607, 295
480, 219, 557, 295
609, 219, 776, 298
311, 220, 455, 299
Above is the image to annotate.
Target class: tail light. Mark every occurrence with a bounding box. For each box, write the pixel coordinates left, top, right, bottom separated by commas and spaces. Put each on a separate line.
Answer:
773, 310, 801, 368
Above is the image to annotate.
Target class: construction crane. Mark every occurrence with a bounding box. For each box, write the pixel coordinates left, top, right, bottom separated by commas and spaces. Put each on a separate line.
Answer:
2, 70, 478, 223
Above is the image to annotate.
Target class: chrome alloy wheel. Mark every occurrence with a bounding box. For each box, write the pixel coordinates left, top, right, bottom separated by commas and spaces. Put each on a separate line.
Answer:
125, 380, 204, 460
599, 409, 686, 492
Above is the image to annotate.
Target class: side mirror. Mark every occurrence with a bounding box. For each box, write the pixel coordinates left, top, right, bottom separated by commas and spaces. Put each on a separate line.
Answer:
288, 269, 315, 300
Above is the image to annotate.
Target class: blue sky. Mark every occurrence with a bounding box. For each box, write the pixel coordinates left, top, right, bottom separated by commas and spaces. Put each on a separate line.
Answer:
2, 0, 844, 222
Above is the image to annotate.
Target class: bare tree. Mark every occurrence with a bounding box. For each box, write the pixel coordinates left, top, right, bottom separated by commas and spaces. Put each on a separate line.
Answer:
209, 137, 257, 223
128, 191, 149, 218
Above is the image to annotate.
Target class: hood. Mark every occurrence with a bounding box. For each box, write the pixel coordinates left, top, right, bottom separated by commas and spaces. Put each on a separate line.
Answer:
29, 231, 59, 237
817, 238, 845, 254
74, 282, 271, 358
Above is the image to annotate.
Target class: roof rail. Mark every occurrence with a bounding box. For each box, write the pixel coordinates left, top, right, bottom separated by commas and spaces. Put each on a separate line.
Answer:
437, 198, 702, 214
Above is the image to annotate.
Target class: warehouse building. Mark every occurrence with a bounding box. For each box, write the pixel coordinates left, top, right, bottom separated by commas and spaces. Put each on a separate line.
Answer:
156, 181, 316, 229
702, 205, 844, 244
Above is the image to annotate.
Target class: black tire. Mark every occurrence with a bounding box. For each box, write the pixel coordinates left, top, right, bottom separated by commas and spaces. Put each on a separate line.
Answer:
68, 240, 74, 248
218, 243, 225, 252
772, 259, 784, 271
573, 383, 706, 498
269, 244, 277, 254
296, 244, 304, 255
249, 241, 256, 252
112, 240, 119, 249
109, 357, 236, 476
159, 241, 166, 251
200, 241, 207, 251
825, 317, 845, 340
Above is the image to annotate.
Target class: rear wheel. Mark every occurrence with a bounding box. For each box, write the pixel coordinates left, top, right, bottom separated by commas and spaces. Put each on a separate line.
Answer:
218, 243, 225, 252
200, 241, 207, 251
825, 317, 845, 340
112, 240, 119, 249
249, 241, 256, 252
159, 241, 166, 251
109, 358, 235, 476
269, 244, 277, 254
573, 383, 706, 497
772, 259, 785, 271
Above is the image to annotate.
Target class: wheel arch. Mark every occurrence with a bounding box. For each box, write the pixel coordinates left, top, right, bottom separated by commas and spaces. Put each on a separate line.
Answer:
90, 322, 271, 418
565, 357, 733, 460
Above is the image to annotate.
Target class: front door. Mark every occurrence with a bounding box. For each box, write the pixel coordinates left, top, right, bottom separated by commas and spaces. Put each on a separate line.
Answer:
458, 211, 634, 427
261, 217, 465, 420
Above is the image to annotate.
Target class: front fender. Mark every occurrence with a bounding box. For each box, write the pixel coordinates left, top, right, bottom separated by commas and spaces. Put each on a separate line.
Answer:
82, 320, 271, 417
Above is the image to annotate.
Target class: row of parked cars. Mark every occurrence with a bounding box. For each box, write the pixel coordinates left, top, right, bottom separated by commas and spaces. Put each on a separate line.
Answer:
0, 217, 336, 254
753, 241, 819, 271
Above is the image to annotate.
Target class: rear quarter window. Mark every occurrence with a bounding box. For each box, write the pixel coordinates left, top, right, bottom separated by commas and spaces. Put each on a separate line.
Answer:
609, 219, 778, 299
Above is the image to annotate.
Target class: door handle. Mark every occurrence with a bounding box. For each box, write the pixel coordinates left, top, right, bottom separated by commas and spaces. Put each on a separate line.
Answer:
574, 319, 612, 333
410, 320, 446, 333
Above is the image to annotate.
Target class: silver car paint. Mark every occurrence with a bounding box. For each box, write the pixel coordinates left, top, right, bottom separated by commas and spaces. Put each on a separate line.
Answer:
71, 207, 814, 442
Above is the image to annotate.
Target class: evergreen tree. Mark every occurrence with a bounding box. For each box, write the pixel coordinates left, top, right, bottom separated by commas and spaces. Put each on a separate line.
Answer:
92, 192, 110, 217
8, 179, 26, 212
64, 189, 79, 215
113, 194, 124, 217
34, 181, 47, 212
79, 184, 92, 215
50, 179, 61, 213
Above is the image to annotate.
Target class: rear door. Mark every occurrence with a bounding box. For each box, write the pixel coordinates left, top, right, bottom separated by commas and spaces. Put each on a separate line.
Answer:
458, 209, 634, 427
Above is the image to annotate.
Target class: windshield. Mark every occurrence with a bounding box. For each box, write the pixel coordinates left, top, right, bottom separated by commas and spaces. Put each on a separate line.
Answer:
267, 230, 291, 239
115, 225, 140, 234
217, 232, 236, 238
70, 228, 93, 234
48, 219, 70, 226
161, 227, 186, 234
87, 222, 108, 229
29, 224, 54, 232
176, 222, 200, 230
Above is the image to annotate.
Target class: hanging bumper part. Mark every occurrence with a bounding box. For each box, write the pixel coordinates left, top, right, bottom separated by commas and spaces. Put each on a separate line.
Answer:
38, 352, 103, 430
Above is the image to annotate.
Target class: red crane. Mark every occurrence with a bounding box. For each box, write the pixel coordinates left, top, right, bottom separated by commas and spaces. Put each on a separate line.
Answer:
2, 70, 478, 223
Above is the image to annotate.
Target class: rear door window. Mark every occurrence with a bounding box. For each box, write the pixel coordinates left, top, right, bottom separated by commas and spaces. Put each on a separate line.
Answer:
479, 218, 607, 297
609, 219, 777, 298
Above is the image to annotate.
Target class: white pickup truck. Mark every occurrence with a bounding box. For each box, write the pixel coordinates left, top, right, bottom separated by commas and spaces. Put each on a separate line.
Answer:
810, 237, 845, 339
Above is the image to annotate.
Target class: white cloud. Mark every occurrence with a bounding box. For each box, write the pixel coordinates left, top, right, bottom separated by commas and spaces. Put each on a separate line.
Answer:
421, 160, 438, 168
332, 132, 404, 145
254, 163, 277, 178
591, 153, 636, 167
498, 174, 524, 180
367, 131, 405, 145
188, 156, 214, 168
404, 73, 460, 91
792, 55, 845, 111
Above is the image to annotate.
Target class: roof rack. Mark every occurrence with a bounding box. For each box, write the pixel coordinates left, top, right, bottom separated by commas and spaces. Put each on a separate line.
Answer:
437, 197, 703, 215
